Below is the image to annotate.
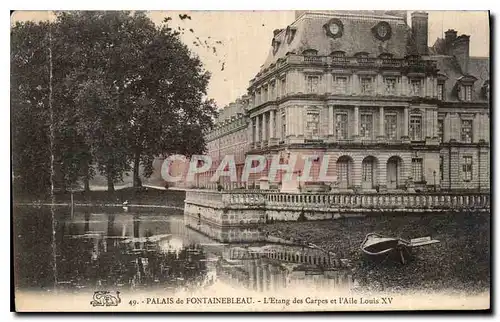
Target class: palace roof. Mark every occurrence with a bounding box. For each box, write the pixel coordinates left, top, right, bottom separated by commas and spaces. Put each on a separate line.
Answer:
260, 11, 410, 70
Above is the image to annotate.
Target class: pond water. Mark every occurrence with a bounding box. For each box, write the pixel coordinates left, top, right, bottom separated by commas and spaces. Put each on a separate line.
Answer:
13, 206, 356, 294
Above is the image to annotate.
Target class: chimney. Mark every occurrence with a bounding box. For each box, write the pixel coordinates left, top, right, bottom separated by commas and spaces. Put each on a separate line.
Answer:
411, 11, 429, 55
444, 29, 458, 49
450, 34, 471, 74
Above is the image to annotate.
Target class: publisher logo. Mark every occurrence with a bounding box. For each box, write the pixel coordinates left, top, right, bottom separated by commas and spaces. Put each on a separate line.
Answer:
90, 291, 121, 307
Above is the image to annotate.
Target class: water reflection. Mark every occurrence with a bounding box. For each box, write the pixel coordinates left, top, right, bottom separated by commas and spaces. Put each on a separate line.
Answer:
14, 206, 356, 294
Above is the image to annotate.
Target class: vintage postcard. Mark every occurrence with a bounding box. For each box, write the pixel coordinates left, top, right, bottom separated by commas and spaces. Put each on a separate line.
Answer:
11, 10, 490, 312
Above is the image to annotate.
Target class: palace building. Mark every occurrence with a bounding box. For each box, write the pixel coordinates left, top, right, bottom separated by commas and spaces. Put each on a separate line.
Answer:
199, 10, 490, 193
199, 96, 250, 189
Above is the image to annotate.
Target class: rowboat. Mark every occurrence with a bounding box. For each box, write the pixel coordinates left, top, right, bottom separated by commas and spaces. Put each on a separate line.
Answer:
360, 233, 440, 264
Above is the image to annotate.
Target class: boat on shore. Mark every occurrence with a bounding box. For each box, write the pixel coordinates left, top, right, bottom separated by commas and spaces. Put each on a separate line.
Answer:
360, 233, 440, 264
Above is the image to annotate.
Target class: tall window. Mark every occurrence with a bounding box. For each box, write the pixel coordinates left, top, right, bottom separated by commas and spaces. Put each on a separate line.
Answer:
263, 87, 268, 103
306, 75, 320, 93
281, 112, 286, 140
336, 113, 348, 140
461, 119, 473, 143
337, 157, 351, 188
409, 115, 422, 141
272, 113, 277, 138
385, 114, 397, 140
385, 78, 396, 95
252, 119, 257, 143
360, 77, 373, 94
412, 158, 423, 182
437, 119, 444, 143
410, 79, 422, 96
280, 77, 286, 97
360, 113, 373, 139
463, 156, 472, 181
437, 83, 444, 100
258, 116, 263, 142
306, 111, 320, 138
362, 160, 373, 183
335, 76, 348, 94
270, 82, 275, 100
439, 156, 444, 181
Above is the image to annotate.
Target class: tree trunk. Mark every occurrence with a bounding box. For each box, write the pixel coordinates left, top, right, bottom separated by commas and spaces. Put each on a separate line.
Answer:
83, 161, 90, 192
84, 176, 90, 192
107, 174, 115, 192
133, 149, 142, 188
107, 163, 115, 192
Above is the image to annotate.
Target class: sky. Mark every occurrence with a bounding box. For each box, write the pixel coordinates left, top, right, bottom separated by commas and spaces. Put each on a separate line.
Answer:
11, 10, 490, 108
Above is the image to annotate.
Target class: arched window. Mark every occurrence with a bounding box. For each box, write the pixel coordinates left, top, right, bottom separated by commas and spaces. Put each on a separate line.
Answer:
387, 156, 403, 190
354, 52, 370, 58
331, 51, 346, 57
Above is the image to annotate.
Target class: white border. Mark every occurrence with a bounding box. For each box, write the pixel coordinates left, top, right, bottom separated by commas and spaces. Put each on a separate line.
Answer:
2, 1, 496, 321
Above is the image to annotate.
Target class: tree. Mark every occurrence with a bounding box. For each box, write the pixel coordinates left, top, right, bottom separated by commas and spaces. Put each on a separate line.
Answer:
12, 19, 95, 194
57, 11, 217, 190
11, 21, 53, 194
12, 11, 218, 193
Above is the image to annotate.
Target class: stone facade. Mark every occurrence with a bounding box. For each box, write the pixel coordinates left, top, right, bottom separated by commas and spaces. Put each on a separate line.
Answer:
198, 97, 251, 189
200, 11, 489, 193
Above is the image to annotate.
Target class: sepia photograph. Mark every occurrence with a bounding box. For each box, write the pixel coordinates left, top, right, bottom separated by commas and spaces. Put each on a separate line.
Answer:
10, 9, 490, 312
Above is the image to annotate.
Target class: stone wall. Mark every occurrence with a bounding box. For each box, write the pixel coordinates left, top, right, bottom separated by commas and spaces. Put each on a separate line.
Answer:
185, 190, 490, 226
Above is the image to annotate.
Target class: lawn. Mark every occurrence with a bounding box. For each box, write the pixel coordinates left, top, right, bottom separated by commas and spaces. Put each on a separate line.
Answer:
263, 212, 490, 294
13, 187, 186, 208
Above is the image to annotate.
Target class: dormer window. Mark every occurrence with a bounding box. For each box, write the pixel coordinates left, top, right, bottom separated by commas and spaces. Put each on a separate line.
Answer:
303, 49, 318, 56
457, 84, 473, 101
437, 83, 444, 100
456, 75, 477, 102
285, 26, 297, 44
481, 80, 490, 100
272, 38, 281, 55
355, 52, 369, 58
331, 51, 345, 57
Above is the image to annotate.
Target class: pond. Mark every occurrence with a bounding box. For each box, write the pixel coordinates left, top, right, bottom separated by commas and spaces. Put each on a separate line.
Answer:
13, 206, 356, 294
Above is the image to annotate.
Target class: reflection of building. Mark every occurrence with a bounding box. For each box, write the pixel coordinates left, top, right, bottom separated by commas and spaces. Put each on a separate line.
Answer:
184, 214, 266, 243
216, 244, 355, 292
199, 11, 489, 192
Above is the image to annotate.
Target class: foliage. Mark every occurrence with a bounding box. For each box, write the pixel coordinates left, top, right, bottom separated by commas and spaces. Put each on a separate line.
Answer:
11, 11, 217, 193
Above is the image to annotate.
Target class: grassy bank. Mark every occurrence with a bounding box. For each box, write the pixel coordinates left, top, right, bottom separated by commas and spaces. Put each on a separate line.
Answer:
263, 212, 490, 294
13, 187, 186, 209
